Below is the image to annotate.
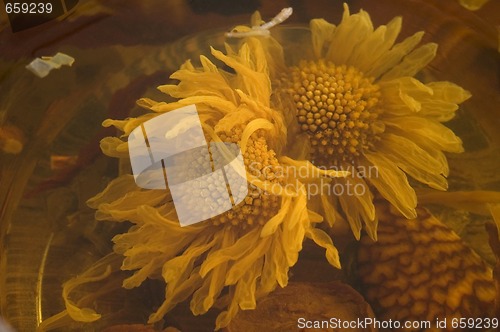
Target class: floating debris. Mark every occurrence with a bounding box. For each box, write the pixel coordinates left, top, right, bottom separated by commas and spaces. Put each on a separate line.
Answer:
225, 7, 292, 38
26, 52, 75, 78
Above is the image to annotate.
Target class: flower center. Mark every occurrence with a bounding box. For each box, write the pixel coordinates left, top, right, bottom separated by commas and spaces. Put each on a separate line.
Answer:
213, 128, 283, 229
285, 59, 382, 165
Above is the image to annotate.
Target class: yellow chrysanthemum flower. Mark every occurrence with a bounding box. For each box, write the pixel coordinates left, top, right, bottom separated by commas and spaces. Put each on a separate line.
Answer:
275, 4, 471, 240
38, 5, 480, 331
39, 37, 346, 331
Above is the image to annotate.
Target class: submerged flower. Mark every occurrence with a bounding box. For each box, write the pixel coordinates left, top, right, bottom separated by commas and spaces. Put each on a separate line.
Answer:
275, 4, 470, 239
46, 37, 344, 330
40, 5, 477, 330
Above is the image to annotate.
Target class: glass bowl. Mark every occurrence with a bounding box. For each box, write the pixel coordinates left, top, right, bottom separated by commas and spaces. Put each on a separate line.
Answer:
0, 0, 499, 331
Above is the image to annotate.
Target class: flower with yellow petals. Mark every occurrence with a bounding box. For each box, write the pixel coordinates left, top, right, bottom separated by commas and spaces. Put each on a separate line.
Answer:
39, 37, 346, 331
275, 4, 470, 240
38, 4, 475, 331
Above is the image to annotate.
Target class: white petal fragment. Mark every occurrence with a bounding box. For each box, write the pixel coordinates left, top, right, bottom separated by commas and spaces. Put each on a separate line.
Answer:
26, 52, 75, 78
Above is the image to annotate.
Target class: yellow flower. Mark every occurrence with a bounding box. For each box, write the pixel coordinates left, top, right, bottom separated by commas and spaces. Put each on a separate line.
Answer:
39, 5, 474, 330
43, 37, 345, 331
273, 4, 471, 240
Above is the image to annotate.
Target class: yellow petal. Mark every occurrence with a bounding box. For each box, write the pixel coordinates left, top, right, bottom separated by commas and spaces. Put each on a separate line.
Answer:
362, 153, 417, 219
245, 175, 298, 197
367, 31, 424, 79
426, 81, 472, 104
122, 256, 168, 289
377, 133, 449, 190
235, 91, 286, 136
62, 254, 122, 322
214, 107, 260, 135
211, 46, 271, 106
418, 100, 460, 122
306, 227, 341, 268
284, 186, 308, 231
275, 233, 291, 288
416, 81, 471, 121
200, 227, 260, 277
95, 189, 168, 222
308, 208, 324, 224
87, 175, 138, 208
178, 96, 238, 114
215, 291, 240, 330
160, 63, 237, 102
381, 76, 433, 114
381, 43, 438, 81
338, 191, 362, 240
417, 144, 450, 177
416, 189, 500, 216
240, 118, 275, 155
250, 10, 264, 26
260, 196, 292, 237
225, 237, 269, 285
320, 193, 337, 227
149, 268, 203, 323
282, 220, 305, 266
102, 113, 157, 136
326, 5, 374, 65
279, 156, 350, 179
259, 246, 279, 294
180, 59, 195, 71
310, 18, 336, 58
200, 54, 220, 72
383, 116, 464, 153
336, 175, 376, 240
350, 16, 402, 72
160, 243, 204, 284
99, 137, 128, 158
191, 229, 235, 314
231, 259, 263, 312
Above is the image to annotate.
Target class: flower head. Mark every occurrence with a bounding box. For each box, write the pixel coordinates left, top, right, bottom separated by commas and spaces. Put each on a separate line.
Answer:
275, 4, 470, 240
41, 4, 474, 330
57, 36, 344, 330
